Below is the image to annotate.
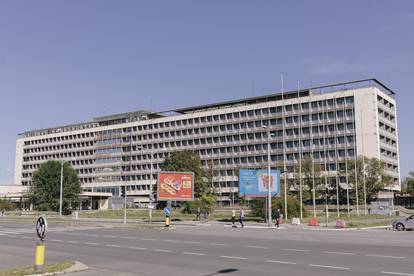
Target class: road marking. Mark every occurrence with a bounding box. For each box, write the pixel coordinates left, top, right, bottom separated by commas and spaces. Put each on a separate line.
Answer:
105, 244, 121, 248
210, 243, 228, 246
309, 264, 350, 270
323, 251, 355, 255
381, 271, 414, 276
266, 260, 296, 265
7, 235, 17, 238
282, 248, 310, 252
20, 236, 31, 240
246, 245, 268, 249
128, 246, 147, 250
161, 239, 178, 243
121, 236, 136, 240
142, 238, 156, 241
154, 249, 172, 253
366, 254, 406, 259
220, 256, 247, 260
183, 241, 201, 244
67, 241, 79, 244
85, 242, 100, 246
103, 235, 117, 238
182, 252, 206, 256
50, 239, 62, 242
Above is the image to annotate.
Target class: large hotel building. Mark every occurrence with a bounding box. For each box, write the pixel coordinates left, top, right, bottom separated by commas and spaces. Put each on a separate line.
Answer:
14, 79, 400, 205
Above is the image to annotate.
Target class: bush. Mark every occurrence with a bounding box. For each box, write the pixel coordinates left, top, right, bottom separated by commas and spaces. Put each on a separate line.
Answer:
182, 194, 216, 214
249, 196, 308, 219
0, 198, 15, 211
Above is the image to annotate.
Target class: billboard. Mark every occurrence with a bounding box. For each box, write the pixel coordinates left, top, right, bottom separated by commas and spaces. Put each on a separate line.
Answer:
239, 169, 281, 198
157, 171, 194, 201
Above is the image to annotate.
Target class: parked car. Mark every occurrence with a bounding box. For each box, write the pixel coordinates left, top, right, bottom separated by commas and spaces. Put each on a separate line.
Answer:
393, 215, 414, 231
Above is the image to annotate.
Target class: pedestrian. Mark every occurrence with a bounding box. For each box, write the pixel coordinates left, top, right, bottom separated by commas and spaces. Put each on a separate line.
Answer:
274, 209, 281, 229
239, 208, 245, 228
204, 209, 209, 222
196, 207, 201, 221
231, 209, 236, 226
1, 209, 4, 216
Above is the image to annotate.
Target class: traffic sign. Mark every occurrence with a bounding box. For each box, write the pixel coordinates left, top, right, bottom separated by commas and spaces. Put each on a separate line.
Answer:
164, 207, 171, 216
36, 216, 47, 241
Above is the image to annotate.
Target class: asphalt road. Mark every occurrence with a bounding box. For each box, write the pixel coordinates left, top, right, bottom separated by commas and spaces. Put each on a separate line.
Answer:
0, 221, 413, 276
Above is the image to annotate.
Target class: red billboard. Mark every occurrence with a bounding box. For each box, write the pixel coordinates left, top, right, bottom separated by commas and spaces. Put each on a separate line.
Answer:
157, 171, 194, 201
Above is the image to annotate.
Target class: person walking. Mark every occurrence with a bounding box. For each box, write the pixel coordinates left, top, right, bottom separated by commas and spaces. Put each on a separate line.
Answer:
274, 209, 281, 229
231, 209, 236, 227
239, 208, 245, 228
196, 207, 201, 221
204, 209, 209, 223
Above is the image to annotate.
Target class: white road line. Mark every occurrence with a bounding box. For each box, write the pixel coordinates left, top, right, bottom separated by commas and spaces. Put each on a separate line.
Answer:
381, 271, 414, 276
50, 239, 63, 242
323, 251, 355, 255
121, 236, 136, 240
183, 241, 201, 244
246, 245, 268, 249
182, 252, 206, 256
154, 249, 172, 253
85, 242, 100, 246
366, 254, 406, 259
142, 238, 156, 241
266, 260, 296, 265
128, 246, 147, 250
67, 241, 79, 244
20, 236, 31, 240
220, 256, 247, 260
210, 243, 228, 246
309, 264, 350, 270
103, 235, 117, 238
282, 248, 310, 252
105, 244, 121, 248
161, 239, 178, 243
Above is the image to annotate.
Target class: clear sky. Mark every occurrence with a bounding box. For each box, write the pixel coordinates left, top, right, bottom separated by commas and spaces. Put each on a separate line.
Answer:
0, 1, 413, 184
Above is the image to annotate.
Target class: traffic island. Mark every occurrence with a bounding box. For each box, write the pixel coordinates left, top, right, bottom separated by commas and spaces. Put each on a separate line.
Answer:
0, 260, 89, 276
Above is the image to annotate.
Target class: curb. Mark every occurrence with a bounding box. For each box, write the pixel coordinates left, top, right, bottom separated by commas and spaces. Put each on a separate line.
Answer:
358, 225, 392, 230
26, 261, 89, 276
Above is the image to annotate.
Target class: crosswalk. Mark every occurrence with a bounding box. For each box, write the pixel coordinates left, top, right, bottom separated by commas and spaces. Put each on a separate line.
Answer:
0, 226, 97, 236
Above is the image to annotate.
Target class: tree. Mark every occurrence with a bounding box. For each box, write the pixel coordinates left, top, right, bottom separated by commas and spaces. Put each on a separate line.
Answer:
160, 150, 207, 198
26, 161, 82, 214
340, 156, 391, 204
403, 171, 414, 193
292, 156, 323, 202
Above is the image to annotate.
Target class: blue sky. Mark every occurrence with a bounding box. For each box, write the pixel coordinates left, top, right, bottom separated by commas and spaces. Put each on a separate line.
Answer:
0, 1, 413, 184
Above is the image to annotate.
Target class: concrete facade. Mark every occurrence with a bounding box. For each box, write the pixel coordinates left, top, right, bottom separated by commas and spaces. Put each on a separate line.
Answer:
14, 79, 400, 203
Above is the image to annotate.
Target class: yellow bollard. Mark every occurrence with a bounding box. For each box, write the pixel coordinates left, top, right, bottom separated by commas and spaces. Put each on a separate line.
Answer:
35, 241, 45, 271
165, 216, 170, 227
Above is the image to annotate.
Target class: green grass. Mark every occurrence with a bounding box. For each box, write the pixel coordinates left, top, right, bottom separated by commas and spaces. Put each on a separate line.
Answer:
79, 209, 236, 221
0, 261, 73, 276
299, 213, 398, 228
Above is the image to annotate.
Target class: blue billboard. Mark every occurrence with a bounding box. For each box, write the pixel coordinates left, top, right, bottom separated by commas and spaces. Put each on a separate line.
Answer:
239, 169, 281, 197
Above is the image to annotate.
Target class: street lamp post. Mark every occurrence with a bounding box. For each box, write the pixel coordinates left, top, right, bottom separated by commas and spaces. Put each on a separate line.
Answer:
59, 161, 64, 217
59, 158, 76, 217
262, 126, 272, 227
149, 145, 153, 224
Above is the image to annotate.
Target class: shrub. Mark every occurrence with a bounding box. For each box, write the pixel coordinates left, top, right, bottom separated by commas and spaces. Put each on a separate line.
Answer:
249, 196, 308, 219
